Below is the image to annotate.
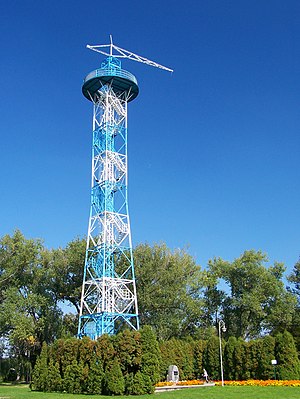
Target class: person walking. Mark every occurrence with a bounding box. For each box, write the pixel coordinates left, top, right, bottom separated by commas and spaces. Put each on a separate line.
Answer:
203, 368, 208, 383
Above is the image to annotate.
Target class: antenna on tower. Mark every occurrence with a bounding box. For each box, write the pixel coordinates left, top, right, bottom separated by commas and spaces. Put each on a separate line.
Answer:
86, 36, 174, 73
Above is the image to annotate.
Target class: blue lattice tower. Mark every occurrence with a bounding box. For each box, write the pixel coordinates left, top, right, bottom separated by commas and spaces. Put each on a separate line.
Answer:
78, 38, 173, 339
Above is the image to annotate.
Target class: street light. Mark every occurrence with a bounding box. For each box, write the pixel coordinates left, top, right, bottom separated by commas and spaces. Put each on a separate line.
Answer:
218, 319, 226, 387
271, 359, 277, 380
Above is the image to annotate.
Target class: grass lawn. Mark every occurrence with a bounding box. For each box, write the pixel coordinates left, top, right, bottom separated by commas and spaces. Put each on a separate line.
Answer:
1, 384, 300, 399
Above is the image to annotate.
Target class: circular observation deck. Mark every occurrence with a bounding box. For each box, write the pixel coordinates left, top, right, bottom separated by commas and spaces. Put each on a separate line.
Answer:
82, 67, 139, 102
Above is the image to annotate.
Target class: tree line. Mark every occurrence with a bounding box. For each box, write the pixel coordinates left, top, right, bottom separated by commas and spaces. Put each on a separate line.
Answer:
0, 230, 299, 378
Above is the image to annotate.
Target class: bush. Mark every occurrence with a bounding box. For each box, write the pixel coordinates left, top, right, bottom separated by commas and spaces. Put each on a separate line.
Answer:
31, 342, 48, 391
63, 360, 82, 394
140, 325, 161, 384
204, 335, 220, 380
46, 360, 62, 392
193, 339, 206, 379
103, 358, 125, 395
224, 336, 236, 380
31, 329, 161, 395
126, 371, 154, 395
275, 330, 300, 380
258, 335, 276, 379
85, 358, 103, 394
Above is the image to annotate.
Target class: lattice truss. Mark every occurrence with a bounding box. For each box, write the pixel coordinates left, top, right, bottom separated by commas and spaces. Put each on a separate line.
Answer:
78, 84, 138, 338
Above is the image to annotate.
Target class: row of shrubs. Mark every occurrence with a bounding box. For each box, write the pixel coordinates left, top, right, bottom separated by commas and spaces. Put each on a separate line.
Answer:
31, 329, 300, 395
31, 326, 160, 395
159, 330, 300, 381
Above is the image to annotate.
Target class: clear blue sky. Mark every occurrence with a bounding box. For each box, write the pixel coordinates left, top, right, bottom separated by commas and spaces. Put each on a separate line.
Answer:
0, 1, 299, 275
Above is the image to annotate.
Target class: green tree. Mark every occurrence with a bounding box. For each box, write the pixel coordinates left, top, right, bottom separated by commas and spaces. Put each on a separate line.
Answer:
224, 336, 237, 380
95, 334, 115, 368
63, 360, 82, 394
30, 342, 48, 391
287, 259, 300, 350
208, 251, 297, 339
159, 339, 178, 380
103, 358, 125, 395
193, 339, 206, 379
133, 243, 205, 340
202, 272, 225, 328
257, 335, 275, 379
115, 329, 142, 376
203, 335, 220, 380
125, 370, 153, 395
275, 330, 300, 380
85, 357, 103, 395
288, 259, 300, 300
247, 339, 261, 379
233, 338, 246, 380
46, 360, 62, 392
60, 337, 79, 375
0, 231, 63, 364
50, 238, 85, 314
140, 325, 161, 384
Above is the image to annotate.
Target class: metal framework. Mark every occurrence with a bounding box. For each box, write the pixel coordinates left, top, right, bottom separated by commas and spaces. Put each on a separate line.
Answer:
78, 38, 172, 339
87, 35, 173, 73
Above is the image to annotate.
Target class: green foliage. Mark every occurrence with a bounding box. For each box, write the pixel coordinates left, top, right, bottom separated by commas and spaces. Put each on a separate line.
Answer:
242, 341, 251, 380
46, 360, 62, 392
78, 336, 95, 367
125, 371, 154, 395
115, 329, 142, 375
133, 243, 205, 340
85, 358, 103, 394
30, 342, 48, 391
63, 360, 82, 394
31, 329, 161, 395
95, 334, 116, 367
2, 231, 300, 389
140, 325, 161, 384
177, 340, 195, 380
233, 338, 246, 380
287, 260, 300, 351
193, 339, 206, 379
246, 340, 260, 379
51, 238, 85, 313
103, 358, 125, 395
207, 251, 297, 339
275, 330, 300, 380
288, 259, 300, 300
159, 338, 195, 381
60, 337, 79, 374
203, 335, 220, 380
257, 335, 276, 379
0, 231, 63, 364
224, 336, 237, 380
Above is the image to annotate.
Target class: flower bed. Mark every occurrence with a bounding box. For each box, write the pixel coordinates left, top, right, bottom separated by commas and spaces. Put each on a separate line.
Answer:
157, 380, 300, 387
216, 380, 300, 387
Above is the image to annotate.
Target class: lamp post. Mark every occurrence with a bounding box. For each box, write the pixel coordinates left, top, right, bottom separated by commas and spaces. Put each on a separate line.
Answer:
271, 359, 277, 380
218, 320, 226, 387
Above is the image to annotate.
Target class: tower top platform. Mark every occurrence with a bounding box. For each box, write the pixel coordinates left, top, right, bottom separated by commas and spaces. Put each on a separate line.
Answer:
82, 56, 139, 102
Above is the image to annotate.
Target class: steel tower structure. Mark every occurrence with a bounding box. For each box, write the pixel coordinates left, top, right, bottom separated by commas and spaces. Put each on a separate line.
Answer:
78, 37, 173, 339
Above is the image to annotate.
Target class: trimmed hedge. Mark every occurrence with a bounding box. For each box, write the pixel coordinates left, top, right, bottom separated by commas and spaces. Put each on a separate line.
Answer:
158, 332, 300, 382
31, 329, 300, 395
31, 326, 160, 395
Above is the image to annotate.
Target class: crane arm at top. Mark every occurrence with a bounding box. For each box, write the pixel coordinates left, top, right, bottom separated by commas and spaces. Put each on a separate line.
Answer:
86, 42, 173, 73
